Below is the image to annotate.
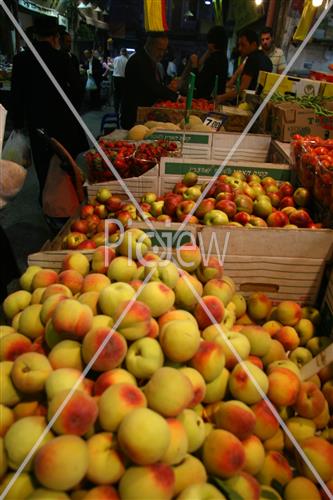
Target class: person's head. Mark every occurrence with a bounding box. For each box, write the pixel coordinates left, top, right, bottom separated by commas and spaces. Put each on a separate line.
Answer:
145, 32, 169, 62
84, 49, 92, 60
207, 25, 227, 52
261, 27, 274, 52
120, 48, 128, 57
59, 29, 72, 53
33, 17, 60, 49
238, 28, 259, 57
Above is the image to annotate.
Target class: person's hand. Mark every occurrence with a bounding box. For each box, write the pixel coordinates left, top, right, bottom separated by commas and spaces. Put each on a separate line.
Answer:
168, 78, 181, 92
190, 54, 199, 68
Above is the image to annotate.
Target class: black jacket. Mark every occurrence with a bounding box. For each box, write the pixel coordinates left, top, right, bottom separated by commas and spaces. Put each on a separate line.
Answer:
121, 49, 177, 130
10, 42, 88, 157
194, 50, 228, 99
83, 56, 104, 86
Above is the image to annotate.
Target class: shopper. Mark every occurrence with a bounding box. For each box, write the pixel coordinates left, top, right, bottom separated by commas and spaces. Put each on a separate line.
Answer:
83, 49, 104, 109
59, 29, 80, 75
10, 17, 88, 202
217, 28, 272, 104
260, 27, 286, 74
112, 48, 128, 119
121, 32, 178, 130
189, 25, 228, 99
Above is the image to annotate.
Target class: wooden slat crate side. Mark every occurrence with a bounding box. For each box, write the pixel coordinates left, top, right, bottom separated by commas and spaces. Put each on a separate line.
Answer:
87, 176, 159, 199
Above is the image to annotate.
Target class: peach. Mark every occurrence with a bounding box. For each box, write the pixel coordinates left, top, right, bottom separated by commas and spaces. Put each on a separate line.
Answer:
13, 401, 46, 419
125, 337, 164, 379
4, 416, 53, 471
274, 325, 300, 351
86, 431, 125, 485
82, 274, 110, 294
113, 300, 151, 340
32, 269, 58, 290
119, 228, 152, 261
295, 381, 326, 418
248, 355, 263, 369
58, 269, 83, 294
231, 293, 247, 318
19, 265, 42, 291
252, 400, 279, 440
267, 359, 301, 378
229, 360, 269, 405
3, 290, 31, 320
263, 428, 284, 452
247, 292, 272, 322
284, 477, 321, 500
0, 332, 32, 361
82, 486, 119, 500
256, 451, 293, 486
82, 327, 127, 372
215, 400, 256, 439
11, 313, 21, 332
196, 256, 224, 283
48, 340, 83, 370
0, 326, 15, 338
160, 320, 201, 363
0, 405, 14, 437
158, 310, 197, 329
203, 278, 234, 306
203, 367, 229, 404
144, 367, 193, 417
78, 291, 100, 315
45, 368, 85, 400
44, 320, 66, 349
298, 437, 333, 483
99, 283, 135, 318
285, 417, 316, 451
242, 435, 265, 475
262, 339, 286, 366
40, 294, 68, 326
0, 472, 34, 499
41, 284, 72, 302
34, 435, 89, 490
295, 318, 315, 345
203, 429, 245, 478
98, 383, 147, 431
160, 418, 188, 465
177, 409, 205, 453
176, 243, 202, 272
107, 256, 137, 282
119, 463, 175, 500
91, 246, 116, 274
322, 380, 333, 409
267, 367, 300, 407
179, 367, 206, 407
48, 389, 98, 436
174, 273, 203, 311
90, 314, 114, 332
94, 369, 137, 396
194, 295, 225, 330
138, 282, 175, 318
0, 437, 7, 480
27, 489, 71, 499
17, 303, 44, 340
148, 318, 159, 338
52, 299, 93, 339
172, 454, 207, 496
203, 326, 251, 370
118, 407, 171, 465
263, 320, 283, 337
276, 300, 302, 326
240, 325, 273, 357
177, 483, 225, 499
62, 252, 90, 276
188, 341, 224, 382
11, 352, 52, 394
0, 360, 21, 407
225, 471, 261, 500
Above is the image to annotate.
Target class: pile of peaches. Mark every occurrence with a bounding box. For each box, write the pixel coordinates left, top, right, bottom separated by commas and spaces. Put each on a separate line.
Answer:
0, 230, 333, 499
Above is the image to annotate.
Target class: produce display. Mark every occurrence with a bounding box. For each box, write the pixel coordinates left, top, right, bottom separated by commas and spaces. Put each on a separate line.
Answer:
85, 140, 179, 183
292, 135, 333, 209
154, 97, 214, 112
1, 231, 333, 499
271, 94, 333, 117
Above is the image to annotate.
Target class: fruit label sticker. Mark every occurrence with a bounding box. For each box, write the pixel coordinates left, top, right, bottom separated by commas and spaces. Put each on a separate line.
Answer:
203, 112, 226, 132
148, 131, 211, 145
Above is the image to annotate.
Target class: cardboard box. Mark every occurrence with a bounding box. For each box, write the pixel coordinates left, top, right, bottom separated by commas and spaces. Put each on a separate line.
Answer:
212, 132, 271, 163
257, 71, 321, 97
271, 102, 333, 142
197, 226, 333, 305
217, 106, 252, 132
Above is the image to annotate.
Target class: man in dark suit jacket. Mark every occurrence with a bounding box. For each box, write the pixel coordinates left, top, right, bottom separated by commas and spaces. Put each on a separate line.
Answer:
10, 17, 88, 200
121, 32, 178, 130
83, 49, 104, 108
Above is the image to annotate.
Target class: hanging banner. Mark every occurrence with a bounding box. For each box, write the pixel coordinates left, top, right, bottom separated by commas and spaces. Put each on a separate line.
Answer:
293, 0, 317, 41
144, 0, 168, 32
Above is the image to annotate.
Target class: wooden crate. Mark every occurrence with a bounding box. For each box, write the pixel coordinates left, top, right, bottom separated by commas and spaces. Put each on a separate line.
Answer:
28, 249, 95, 272
86, 173, 159, 200
197, 226, 333, 305
131, 221, 197, 255
212, 133, 271, 163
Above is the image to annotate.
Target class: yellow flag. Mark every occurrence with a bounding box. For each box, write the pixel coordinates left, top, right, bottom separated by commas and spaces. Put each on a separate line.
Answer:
293, 0, 317, 41
144, 0, 168, 32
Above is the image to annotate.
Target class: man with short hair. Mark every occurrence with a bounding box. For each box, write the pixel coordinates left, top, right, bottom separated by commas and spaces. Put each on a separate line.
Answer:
113, 48, 128, 119
217, 28, 272, 103
121, 32, 178, 130
261, 27, 286, 74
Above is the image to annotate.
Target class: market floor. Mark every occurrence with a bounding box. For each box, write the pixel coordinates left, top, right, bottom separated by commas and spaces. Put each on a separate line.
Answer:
1, 106, 112, 273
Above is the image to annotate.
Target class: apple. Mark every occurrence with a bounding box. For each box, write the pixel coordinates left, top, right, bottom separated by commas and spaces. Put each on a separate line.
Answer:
176, 200, 196, 220
63, 232, 87, 249
118, 228, 151, 261
293, 187, 310, 207
80, 204, 95, 219
106, 194, 123, 212
96, 188, 111, 203
203, 210, 229, 225
164, 194, 183, 217
195, 198, 216, 219
266, 211, 289, 227
215, 199, 237, 218
289, 209, 312, 228
253, 198, 272, 218
183, 171, 198, 187
233, 211, 251, 225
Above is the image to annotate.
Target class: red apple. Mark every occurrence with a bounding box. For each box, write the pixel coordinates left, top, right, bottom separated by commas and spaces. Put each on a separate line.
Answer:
77, 240, 97, 249
215, 182, 233, 195
267, 192, 282, 208
92, 232, 107, 246
164, 194, 183, 217
173, 182, 187, 195
266, 211, 289, 227
279, 182, 294, 197
94, 205, 108, 219
195, 198, 216, 219
215, 199, 237, 218
106, 195, 123, 212
233, 211, 251, 225
216, 191, 235, 202
289, 209, 312, 228
176, 200, 196, 220
279, 196, 295, 209
64, 232, 88, 249
235, 194, 253, 214
293, 187, 310, 207
80, 204, 95, 219
86, 214, 101, 232
139, 202, 152, 213
96, 220, 119, 235
117, 210, 132, 226
71, 219, 89, 234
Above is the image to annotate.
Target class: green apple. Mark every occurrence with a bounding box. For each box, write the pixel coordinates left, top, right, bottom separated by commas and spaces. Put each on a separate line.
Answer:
289, 347, 313, 368
118, 228, 152, 261
203, 210, 229, 226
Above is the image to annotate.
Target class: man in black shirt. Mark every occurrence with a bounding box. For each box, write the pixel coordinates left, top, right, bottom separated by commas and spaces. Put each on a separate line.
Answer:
121, 32, 178, 130
217, 28, 272, 103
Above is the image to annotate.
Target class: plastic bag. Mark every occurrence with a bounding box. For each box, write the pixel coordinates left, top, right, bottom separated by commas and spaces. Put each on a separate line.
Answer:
0, 159, 27, 208
2, 130, 31, 167
86, 75, 97, 91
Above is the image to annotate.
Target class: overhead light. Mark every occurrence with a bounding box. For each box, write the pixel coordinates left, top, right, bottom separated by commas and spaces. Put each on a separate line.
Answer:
184, 9, 194, 17
312, 0, 323, 6
205, 0, 211, 4
255, 0, 263, 5
94, 6, 101, 11
102, 9, 108, 15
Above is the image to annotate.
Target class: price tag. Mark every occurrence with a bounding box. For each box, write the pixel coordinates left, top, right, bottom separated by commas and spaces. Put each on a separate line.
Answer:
203, 112, 226, 132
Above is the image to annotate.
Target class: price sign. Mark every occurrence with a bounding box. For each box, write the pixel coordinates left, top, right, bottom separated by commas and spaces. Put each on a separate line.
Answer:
203, 112, 226, 132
